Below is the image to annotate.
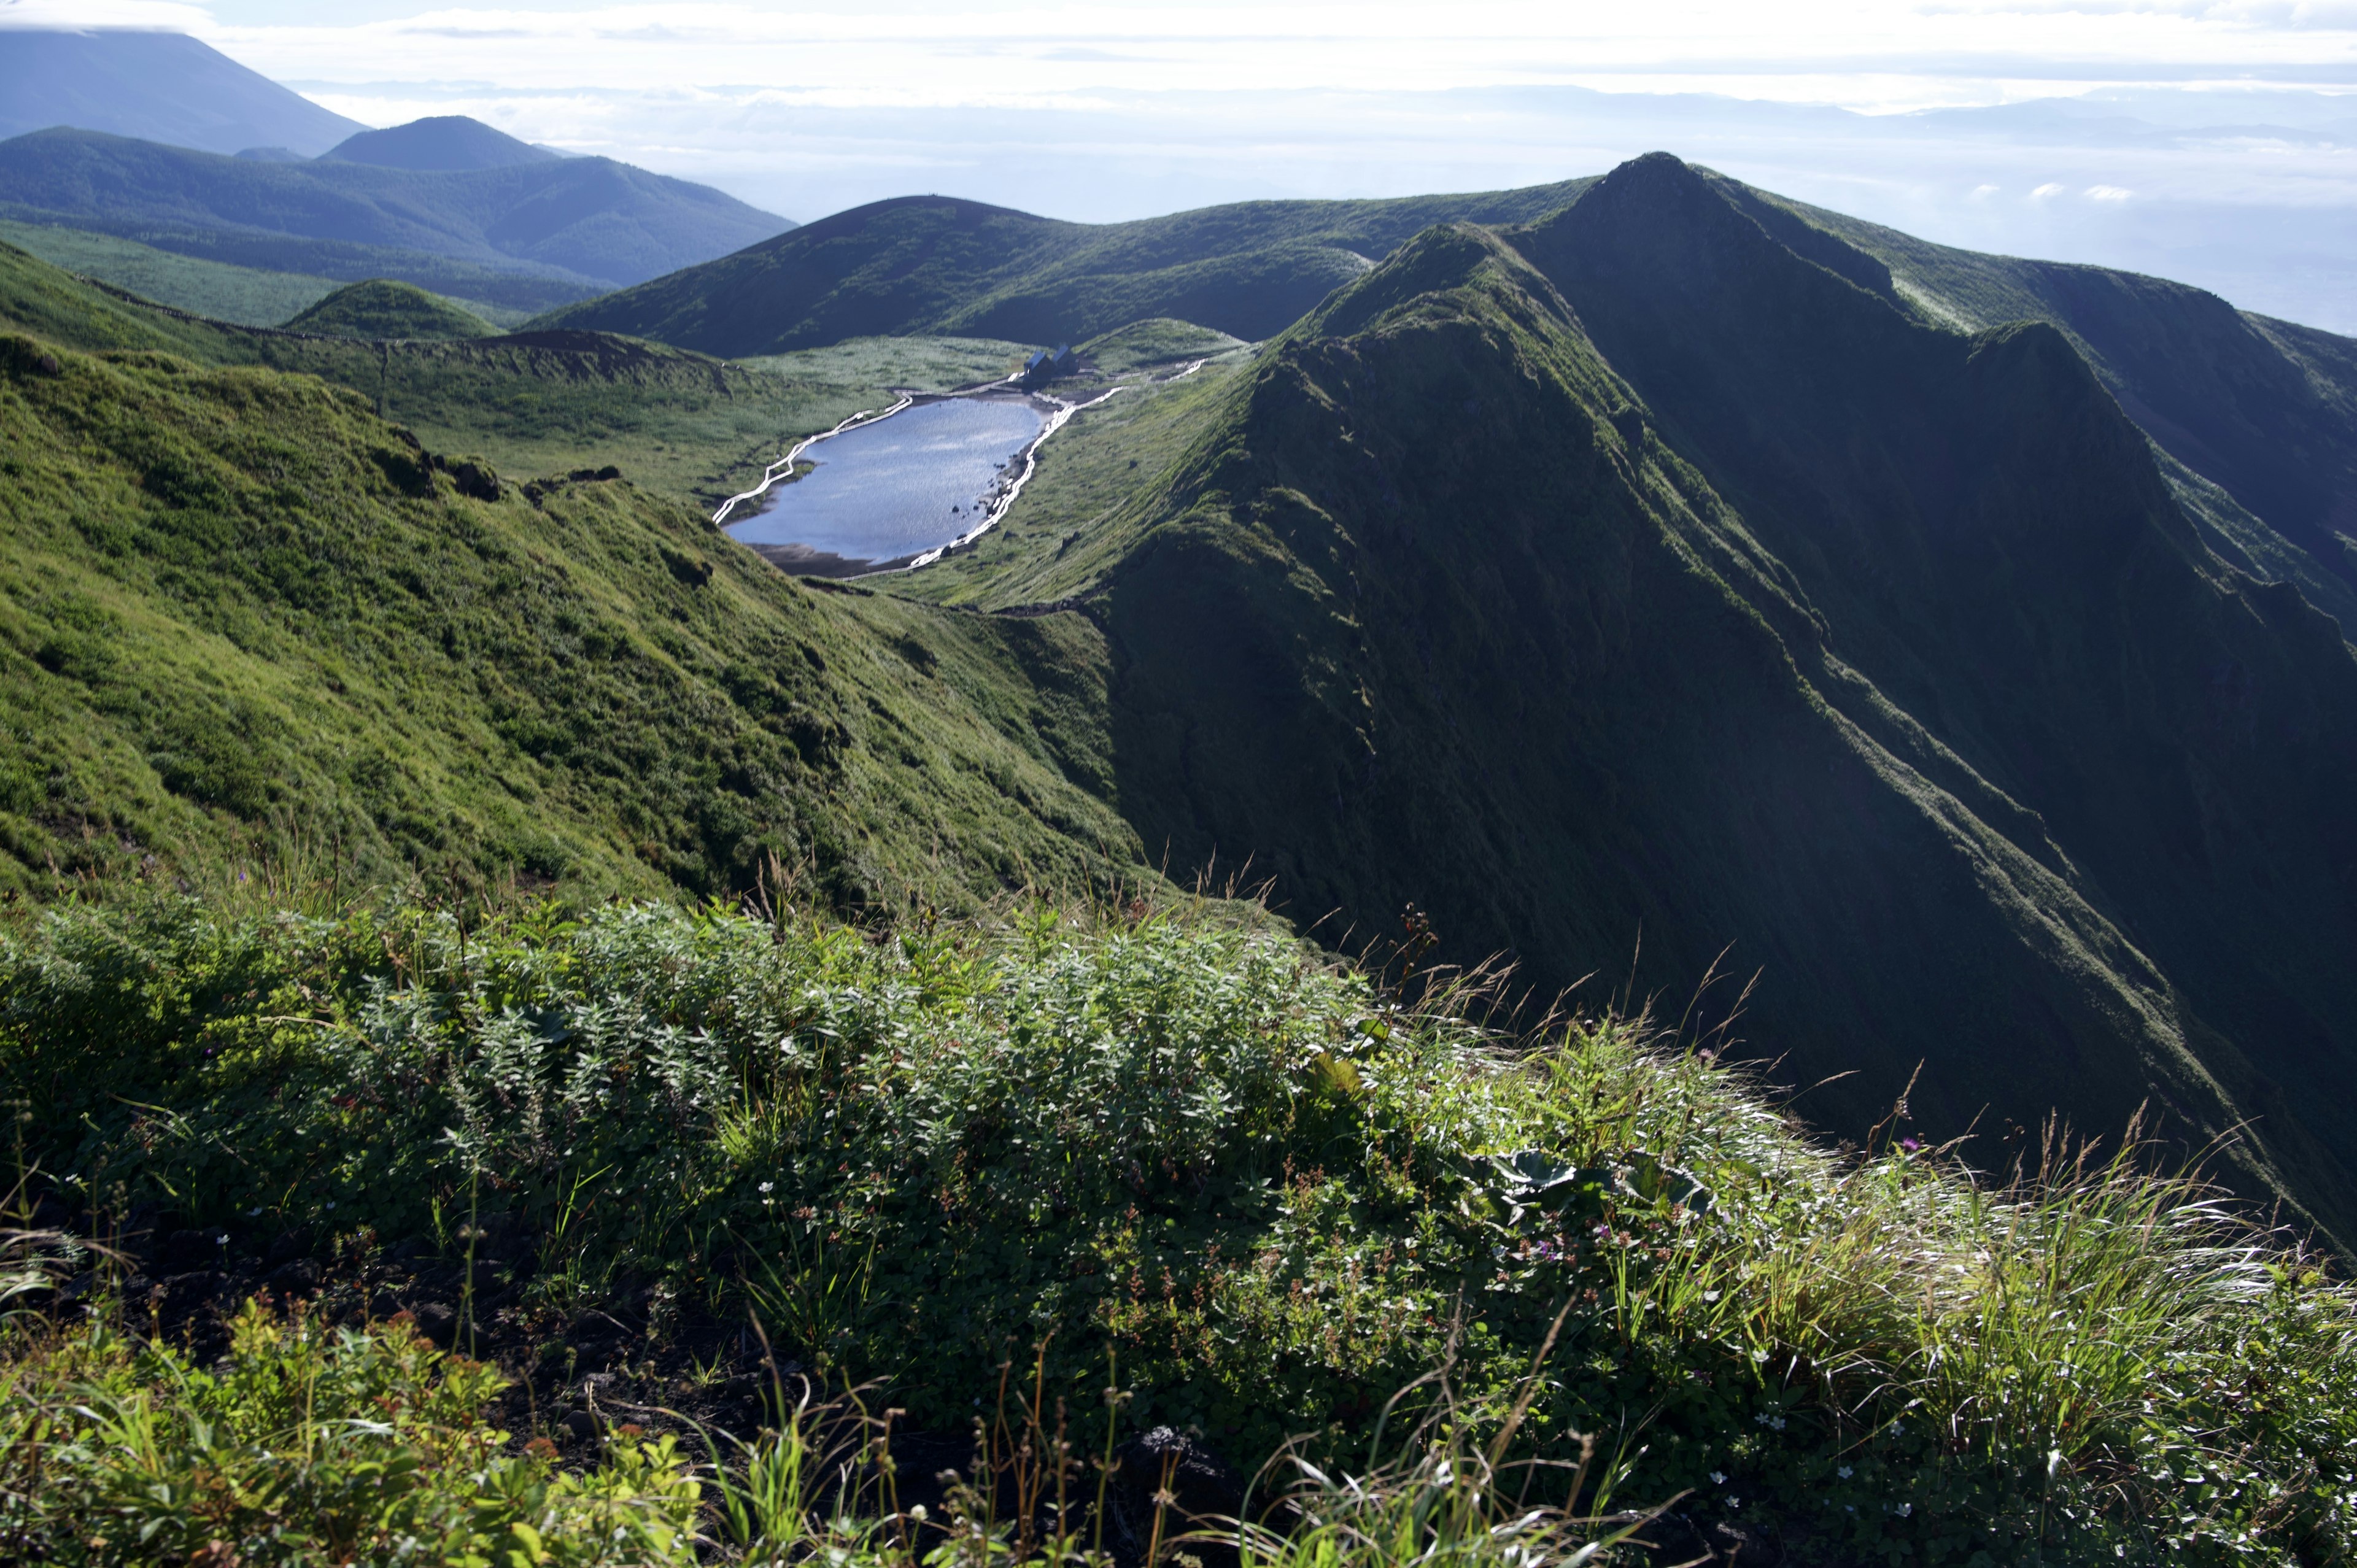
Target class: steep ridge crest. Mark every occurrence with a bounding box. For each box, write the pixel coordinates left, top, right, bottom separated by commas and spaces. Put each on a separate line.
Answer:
1087, 193, 2357, 1241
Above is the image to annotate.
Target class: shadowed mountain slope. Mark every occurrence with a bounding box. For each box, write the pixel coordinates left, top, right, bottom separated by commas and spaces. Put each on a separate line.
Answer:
0, 29, 362, 156
531, 181, 1598, 355
1040, 163, 2357, 1242
1786, 193, 2357, 616
0, 126, 793, 304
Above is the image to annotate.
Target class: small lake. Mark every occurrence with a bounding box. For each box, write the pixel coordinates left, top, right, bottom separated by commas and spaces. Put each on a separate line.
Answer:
725, 396, 1045, 568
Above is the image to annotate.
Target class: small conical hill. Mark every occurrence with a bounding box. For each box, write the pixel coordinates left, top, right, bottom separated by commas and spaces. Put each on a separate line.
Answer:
284, 278, 492, 339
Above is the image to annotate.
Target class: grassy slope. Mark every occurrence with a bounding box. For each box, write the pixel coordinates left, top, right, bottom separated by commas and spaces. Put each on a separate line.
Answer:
0, 239, 924, 513
1507, 155, 2357, 1232
0, 126, 792, 291
736, 333, 1035, 392
0, 318, 1150, 910
6, 895, 2354, 1564
284, 277, 494, 339
532, 180, 1599, 356
0, 217, 345, 326
1783, 187, 2357, 622
879, 179, 2357, 1245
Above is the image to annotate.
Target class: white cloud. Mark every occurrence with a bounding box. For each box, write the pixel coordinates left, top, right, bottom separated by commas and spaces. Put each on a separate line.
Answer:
0, 0, 209, 26
14, 1, 2355, 325
192, 1, 2357, 115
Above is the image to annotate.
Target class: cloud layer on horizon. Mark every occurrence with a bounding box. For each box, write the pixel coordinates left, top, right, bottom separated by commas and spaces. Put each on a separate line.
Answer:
1, 0, 2352, 329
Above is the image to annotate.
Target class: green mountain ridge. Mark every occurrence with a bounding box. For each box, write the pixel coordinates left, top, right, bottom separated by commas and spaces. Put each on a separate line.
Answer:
8, 153, 2357, 1251
1776, 191, 2357, 614
883, 157, 2357, 1242
531, 182, 1599, 354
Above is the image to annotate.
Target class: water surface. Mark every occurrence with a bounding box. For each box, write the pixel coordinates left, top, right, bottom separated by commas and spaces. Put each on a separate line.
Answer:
726, 397, 1043, 565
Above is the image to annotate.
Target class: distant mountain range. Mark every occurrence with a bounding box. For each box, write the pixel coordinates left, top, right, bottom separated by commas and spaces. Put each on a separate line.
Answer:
870, 155, 2357, 1243
552, 172, 2357, 625
0, 122, 795, 311
0, 29, 362, 155
6, 52, 2357, 1253
534, 184, 1597, 352
322, 115, 565, 172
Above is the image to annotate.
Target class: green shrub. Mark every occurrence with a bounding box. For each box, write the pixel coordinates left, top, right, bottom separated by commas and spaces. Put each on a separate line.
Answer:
0, 1299, 702, 1565
2, 893, 2354, 1562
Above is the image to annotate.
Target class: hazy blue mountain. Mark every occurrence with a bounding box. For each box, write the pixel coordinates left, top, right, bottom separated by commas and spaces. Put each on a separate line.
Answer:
0, 29, 361, 156
0, 125, 794, 294
323, 115, 562, 172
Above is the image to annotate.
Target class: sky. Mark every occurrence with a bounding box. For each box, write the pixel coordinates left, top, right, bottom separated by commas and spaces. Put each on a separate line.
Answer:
6, 0, 2355, 328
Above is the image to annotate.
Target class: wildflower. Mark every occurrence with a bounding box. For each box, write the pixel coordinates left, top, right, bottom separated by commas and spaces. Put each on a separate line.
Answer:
1711, 1472, 1726, 1485
758, 1181, 775, 1193
1838, 1466, 1852, 1479
1900, 1137, 1921, 1153
215, 1234, 229, 1246
1896, 1502, 1912, 1518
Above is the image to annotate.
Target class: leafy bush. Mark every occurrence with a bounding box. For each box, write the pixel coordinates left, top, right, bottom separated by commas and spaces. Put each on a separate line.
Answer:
2, 893, 2355, 1562
0, 1299, 703, 1565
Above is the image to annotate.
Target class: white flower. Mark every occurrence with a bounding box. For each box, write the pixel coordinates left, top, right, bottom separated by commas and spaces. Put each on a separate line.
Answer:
247, 1207, 263, 1218
1727, 1496, 1741, 1509
1896, 1502, 1913, 1518
324, 1200, 336, 1211
1710, 1472, 1726, 1485
216, 1234, 229, 1246
1838, 1466, 1852, 1479
758, 1181, 774, 1194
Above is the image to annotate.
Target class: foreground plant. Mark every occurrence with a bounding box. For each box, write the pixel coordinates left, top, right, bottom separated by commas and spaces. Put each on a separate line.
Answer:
0, 1299, 702, 1565
1, 891, 2353, 1561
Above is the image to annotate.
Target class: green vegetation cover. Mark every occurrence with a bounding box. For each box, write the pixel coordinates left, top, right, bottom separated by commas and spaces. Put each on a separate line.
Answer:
4, 895, 2355, 1562
1763, 182, 2357, 626
0, 217, 345, 327
5, 149, 2357, 1565
0, 238, 914, 511
532, 183, 1598, 355
887, 158, 2357, 1257
0, 322, 1142, 908
282, 277, 493, 339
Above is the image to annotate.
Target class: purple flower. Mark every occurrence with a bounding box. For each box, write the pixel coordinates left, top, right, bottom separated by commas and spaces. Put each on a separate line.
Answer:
1900, 1137, 1921, 1153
